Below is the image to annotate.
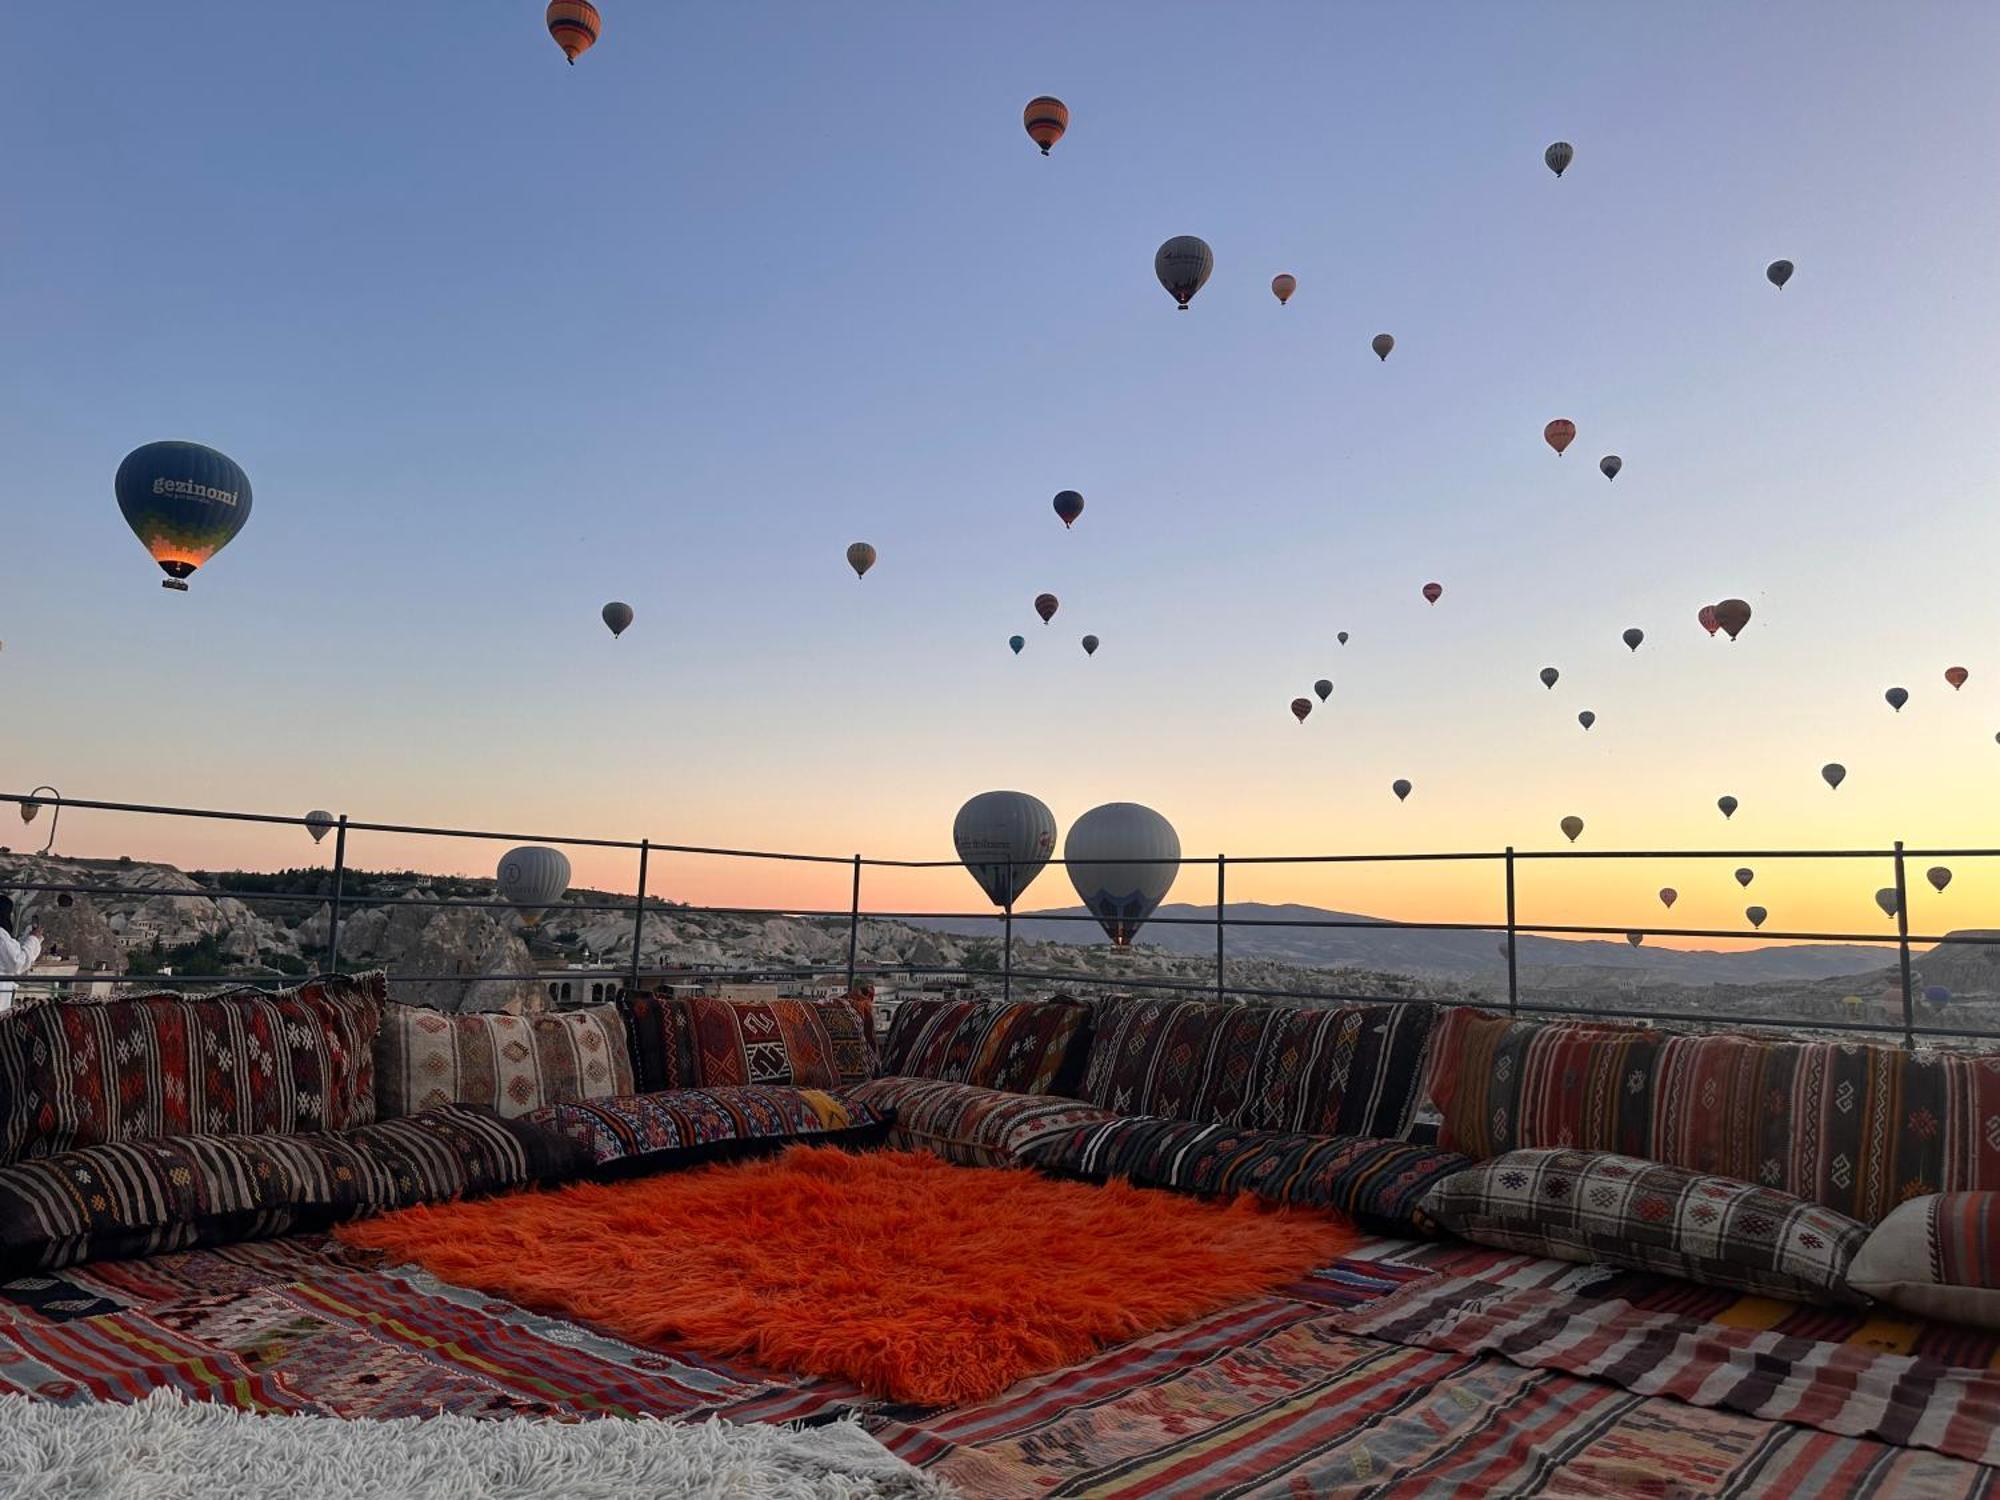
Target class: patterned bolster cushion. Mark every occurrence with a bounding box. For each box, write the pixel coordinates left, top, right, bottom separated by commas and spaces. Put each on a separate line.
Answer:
846, 1076, 1122, 1168
1848, 1193, 2000, 1328
0, 971, 385, 1165
1422, 1149, 1871, 1305
1017, 1115, 1470, 1236
375, 1002, 634, 1119
0, 1105, 575, 1277
616, 992, 701, 1093
877, 996, 1091, 1095
521, 1085, 888, 1176
685, 995, 875, 1090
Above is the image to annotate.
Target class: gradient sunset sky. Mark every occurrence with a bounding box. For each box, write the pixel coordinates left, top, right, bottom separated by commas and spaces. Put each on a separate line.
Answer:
4, 4, 1998, 946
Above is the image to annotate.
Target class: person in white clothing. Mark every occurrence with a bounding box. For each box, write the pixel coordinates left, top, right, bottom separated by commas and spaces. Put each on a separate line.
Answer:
0, 896, 42, 1014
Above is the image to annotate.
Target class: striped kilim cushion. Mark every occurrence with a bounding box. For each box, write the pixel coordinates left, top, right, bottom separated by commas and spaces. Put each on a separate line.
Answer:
1848, 1192, 2000, 1326
877, 996, 1091, 1095
375, 1002, 633, 1119
685, 996, 874, 1090
523, 1085, 886, 1172
847, 1076, 1120, 1167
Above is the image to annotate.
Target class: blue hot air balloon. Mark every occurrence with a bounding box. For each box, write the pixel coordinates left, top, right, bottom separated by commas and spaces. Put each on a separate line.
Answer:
115, 441, 253, 591
1008, 635, 1025, 655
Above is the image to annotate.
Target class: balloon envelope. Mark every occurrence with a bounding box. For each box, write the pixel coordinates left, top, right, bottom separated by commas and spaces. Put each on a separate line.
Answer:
1560, 815, 1584, 843
1023, 95, 1068, 154
1313, 678, 1332, 702
1065, 802, 1180, 947
1337, 631, 1349, 645
115, 441, 253, 590
1947, 666, 1969, 690
1271, 273, 1296, 305
1034, 593, 1058, 623
1540, 667, 1559, 689
1886, 687, 1908, 712
1154, 236, 1214, 310
1578, 710, 1595, 729
1544, 419, 1576, 455
1717, 795, 1738, 819
1928, 866, 1953, 893
1052, 490, 1084, 528
1735, 867, 1754, 888
1371, 333, 1394, 361
546, 0, 601, 62
1766, 259, 1793, 289
1926, 984, 1952, 1005
1746, 906, 1768, 929
1714, 599, 1752, 640
1698, 604, 1721, 637
1422, 582, 1443, 604
1600, 455, 1622, 480
304, 810, 334, 845
1875, 887, 1900, 918
1627, 932, 1644, 947
1392, 779, 1412, 802
496, 846, 571, 926
601, 601, 633, 638
1822, 762, 1847, 789
846, 542, 876, 579
1622, 628, 1644, 652
1659, 887, 1678, 908
1008, 635, 1025, 655
1081, 634, 1099, 656
1290, 697, 1312, 723
1545, 141, 1574, 177
953, 791, 1057, 909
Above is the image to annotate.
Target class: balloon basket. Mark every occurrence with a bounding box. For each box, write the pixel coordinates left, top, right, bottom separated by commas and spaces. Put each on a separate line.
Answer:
161, 579, 189, 592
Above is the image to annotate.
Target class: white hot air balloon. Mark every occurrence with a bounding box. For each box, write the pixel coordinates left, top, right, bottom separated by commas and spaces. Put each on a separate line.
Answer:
952, 791, 1057, 909
496, 846, 572, 927
304, 810, 334, 845
1064, 802, 1180, 947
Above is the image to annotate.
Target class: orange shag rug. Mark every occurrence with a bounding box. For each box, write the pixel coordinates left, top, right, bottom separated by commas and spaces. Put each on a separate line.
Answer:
338, 1144, 1358, 1406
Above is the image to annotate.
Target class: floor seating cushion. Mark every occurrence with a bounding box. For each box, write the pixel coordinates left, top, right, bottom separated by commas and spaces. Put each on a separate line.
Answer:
684, 994, 875, 1089
0, 972, 384, 1165
374, 1001, 633, 1119
1423, 1148, 1871, 1304
1847, 1192, 2000, 1327
847, 1076, 1120, 1167
1081, 997, 1437, 1137
521, 1085, 889, 1176
877, 995, 1091, 1095
1019, 1114, 1471, 1235
0, 1104, 577, 1276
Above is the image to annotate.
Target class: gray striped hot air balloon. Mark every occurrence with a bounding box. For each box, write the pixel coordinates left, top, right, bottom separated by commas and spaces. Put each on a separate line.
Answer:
1545, 141, 1574, 178
1065, 802, 1180, 947
496, 846, 571, 927
1155, 236, 1214, 310
846, 542, 876, 579
953, 791, 1058, 909
304, 810, 334, 845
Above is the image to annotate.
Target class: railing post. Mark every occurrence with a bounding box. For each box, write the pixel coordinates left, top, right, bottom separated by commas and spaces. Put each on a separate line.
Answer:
1002, 856, 1014, 1003
1504, 845, 1519, 1014
1894, 839, 1915, 1047
628, 838, 649, 998
1215, 853, 1227, 1003
845, 854, 861, 996
326, 815, 348, 974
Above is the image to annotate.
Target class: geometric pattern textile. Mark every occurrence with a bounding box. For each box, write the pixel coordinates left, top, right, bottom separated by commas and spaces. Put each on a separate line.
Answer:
613, 992, 702, 1094
521, 1085, 888, 1173
1849, 1192, 2000, 1328
845, 1076, 1121, 1167
684, 996, 874, 1090
876, 996, 1091, 1095
373, 1001, 633, 1120
0, 972, 384, 1165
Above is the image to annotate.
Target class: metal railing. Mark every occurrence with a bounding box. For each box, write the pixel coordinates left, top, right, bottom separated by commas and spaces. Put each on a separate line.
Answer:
2, 790, 1995, 1048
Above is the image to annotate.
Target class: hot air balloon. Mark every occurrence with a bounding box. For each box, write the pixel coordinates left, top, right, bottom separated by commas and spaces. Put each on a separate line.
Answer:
1822, 762, 1847, 790
1622, 628, 1644, 652
1053, 490, 1084, 528
846, 542, 876, 579
1290, 697, 1312, 723
1947, 666, 1969, 690
1746, 906, 1768, 929
496, 846, 571, 926
1422, 582, 1443, 605
1271, 274, 1297, 305
1313, 679, 1332, 702
305, 810, 334, 845
1081, 634, 1100, 657
1337, 630, 1350, 645
1560, 815, 1584, 843
1876, 888, 1901, 919
1065, 802, 1180, 947
953, 791, 1057, 908
1544, 141, 1574, 178
1544, 420, 1576, 456
1735, 867, 1755, 888
1928, 866, 1953, 893
601, 601, 633, 638
1009, 635, 1025, 655
1023, 96, 1068, 155
1392, 779, 1412, 802
1698, 605, 1721, 637
1659, 888, 1678, 909
1540, 667, 1560, 689
1371, 334, 1394, 362
1714, 599, 1752, 640
1717, 795, 1738, 819
1766, 259, 1793, 290
1627, 932, 1644, 948
1578, 710, 1596, 730
546, 1, 600, 63
115, 441, 253, 591
1035, 593, 1058, 624
1155, 236, 1214, 310
1886, 687, 1909, 712
1926, 984, 1952, 1006
1600, 455, 1622, 480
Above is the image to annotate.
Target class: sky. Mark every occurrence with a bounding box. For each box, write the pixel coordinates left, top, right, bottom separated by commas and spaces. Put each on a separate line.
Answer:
4, 3, 1999, 949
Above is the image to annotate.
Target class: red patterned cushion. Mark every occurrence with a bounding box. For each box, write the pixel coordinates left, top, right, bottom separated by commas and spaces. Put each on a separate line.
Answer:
0, 973, 384, 1165
847, 1076, 1121, 1167
878, 996, 1090, 1095
522, 1085, 887, 1173
685, 995, 874, 1089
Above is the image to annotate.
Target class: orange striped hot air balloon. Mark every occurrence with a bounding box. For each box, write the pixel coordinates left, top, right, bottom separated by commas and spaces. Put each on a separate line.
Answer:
547, 1, 601, 64
1023, 96, 1068, 155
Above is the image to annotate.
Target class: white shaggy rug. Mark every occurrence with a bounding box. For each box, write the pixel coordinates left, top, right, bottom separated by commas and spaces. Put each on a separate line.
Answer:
0, 1390, 956, 1500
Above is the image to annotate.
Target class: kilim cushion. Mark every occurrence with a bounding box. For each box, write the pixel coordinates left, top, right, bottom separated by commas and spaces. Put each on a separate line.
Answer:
614, 991, 701, 1093
1423, 1149, 1870, 1305
374, 1002, 634, 1119
846, 1076, 1121, 1167
1019, 1114, 1471, 1236
877, 996, 1091, 1095
0, 972, 384, 1166
1848, 1193, 2000, 1327
0, 1105, 575, 1276
685, 995, 874, 1090
522, 1085, 889, 1176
